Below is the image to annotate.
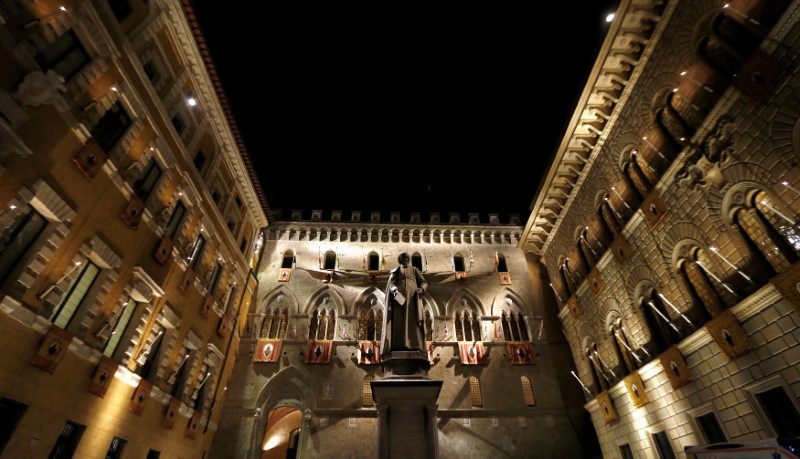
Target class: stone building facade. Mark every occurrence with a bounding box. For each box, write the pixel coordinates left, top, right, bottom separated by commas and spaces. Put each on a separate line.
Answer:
0, 0, 267, 457
521, 0, 800, 458
212, 210, 594, 458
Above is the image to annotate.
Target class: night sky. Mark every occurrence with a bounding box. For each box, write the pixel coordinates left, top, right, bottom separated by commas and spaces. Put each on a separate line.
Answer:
192, 3, 619, 223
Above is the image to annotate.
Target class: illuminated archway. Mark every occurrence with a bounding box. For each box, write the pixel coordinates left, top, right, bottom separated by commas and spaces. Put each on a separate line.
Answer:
260, 406, 302, 459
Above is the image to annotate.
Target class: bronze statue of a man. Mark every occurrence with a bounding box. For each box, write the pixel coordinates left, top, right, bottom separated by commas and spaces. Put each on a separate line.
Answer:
381, 252, 428, 356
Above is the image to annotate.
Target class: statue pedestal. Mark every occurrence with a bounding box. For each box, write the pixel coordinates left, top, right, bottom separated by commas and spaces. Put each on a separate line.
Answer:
371, 377, 442, 459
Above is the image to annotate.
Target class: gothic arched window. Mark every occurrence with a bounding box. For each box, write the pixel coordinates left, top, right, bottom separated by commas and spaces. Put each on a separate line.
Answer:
454, 308, 480, 342
260, 308, 289, 339
308, 306, 336, 340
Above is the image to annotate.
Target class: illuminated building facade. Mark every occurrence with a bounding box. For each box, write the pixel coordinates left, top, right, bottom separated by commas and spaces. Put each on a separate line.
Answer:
212, 210, 593, 458
0, 0, 267, 457
520, 0, 800, 457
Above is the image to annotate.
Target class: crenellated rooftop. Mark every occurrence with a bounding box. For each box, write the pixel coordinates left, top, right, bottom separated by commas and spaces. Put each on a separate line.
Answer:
270, 209, 522, 226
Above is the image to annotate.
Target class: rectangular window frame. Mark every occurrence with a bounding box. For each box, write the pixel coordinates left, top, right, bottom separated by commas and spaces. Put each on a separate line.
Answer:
165, 201, 186, 239
48, 420, 86, 459
90, 102, 132, 153
133, 158, 162, 201
189, 235, 205, 270
744, 375, 800, 438
648, 426, 676, 459
51, 261, 101, 329
686, 402, 728, 445
0, 206, 48, 287
105, 436, 127, 459
206, 263, 221, 294
103, 301, 138, 358
618, 442, 634, 459
34, 30, 90, 81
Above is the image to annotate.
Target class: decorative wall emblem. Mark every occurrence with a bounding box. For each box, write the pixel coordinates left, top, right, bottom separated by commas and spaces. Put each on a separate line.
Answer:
88, 356, 118, 397
659, 345, 691, 390
31, 325, 73, 374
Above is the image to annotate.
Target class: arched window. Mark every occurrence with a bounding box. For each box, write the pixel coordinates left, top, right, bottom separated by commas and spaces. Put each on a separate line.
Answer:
469, 377, 483, 407
733, 190, 800, 274
411, 252, 423, 271
260, 308, 289, 339
454, 308, 481, 342
521, 376, 535, 406
496, 253, 508, 273
357, 308, 383, 342
578, 231, 597, 270
367, 251, 380, 271
677, 247, 724, 319
586, 343, 608, 394
559, 259, 577, 296
640, 289, 683, 354
308, 306, 336, 340
281, 250, 294, 269
623, 150, 655, 198
697, 12, 761, 79
362, 376, 374, 408
599, 196, 622, 239
453, 253, 466, 272
609, 319, 637, 375
499, 299, 529, 342
323, 250, 337, 270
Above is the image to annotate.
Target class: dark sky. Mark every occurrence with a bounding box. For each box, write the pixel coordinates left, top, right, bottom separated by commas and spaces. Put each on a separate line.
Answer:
192, 3, 618, 223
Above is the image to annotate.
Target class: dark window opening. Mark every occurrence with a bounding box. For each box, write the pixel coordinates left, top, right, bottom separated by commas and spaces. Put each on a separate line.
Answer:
411, 252, 423, 271
324, 251, 336, 270
235, 195, 243, 209
497, 253, 508, 272
619, 444, 633, 459
756, 386, 800, 437
105, 436, 127, 459
132, 158, 162, 200
91, 102, 131, 153
107, 0, 133, 22
651, 431, 675, 459
368, 252, 380, 271
165, 201, 186, 239
48, 420, 85, 459
171, 114, 185, 134
207, 263, 221, 294
35, 30, 90, 80
193, 150, 206, 172
146, 450, 161, 459
0, 206, 47, 287
0, 397, 28, 454
453, 253, 465, 272
143, 61, 159, 83
240, 237, 248, 253
697, 412, 727, 444
281, 251, 294, 269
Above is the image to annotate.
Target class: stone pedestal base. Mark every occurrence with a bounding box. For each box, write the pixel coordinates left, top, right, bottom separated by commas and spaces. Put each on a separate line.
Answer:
371, 378, 442, 459
381, 350, 430, 378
